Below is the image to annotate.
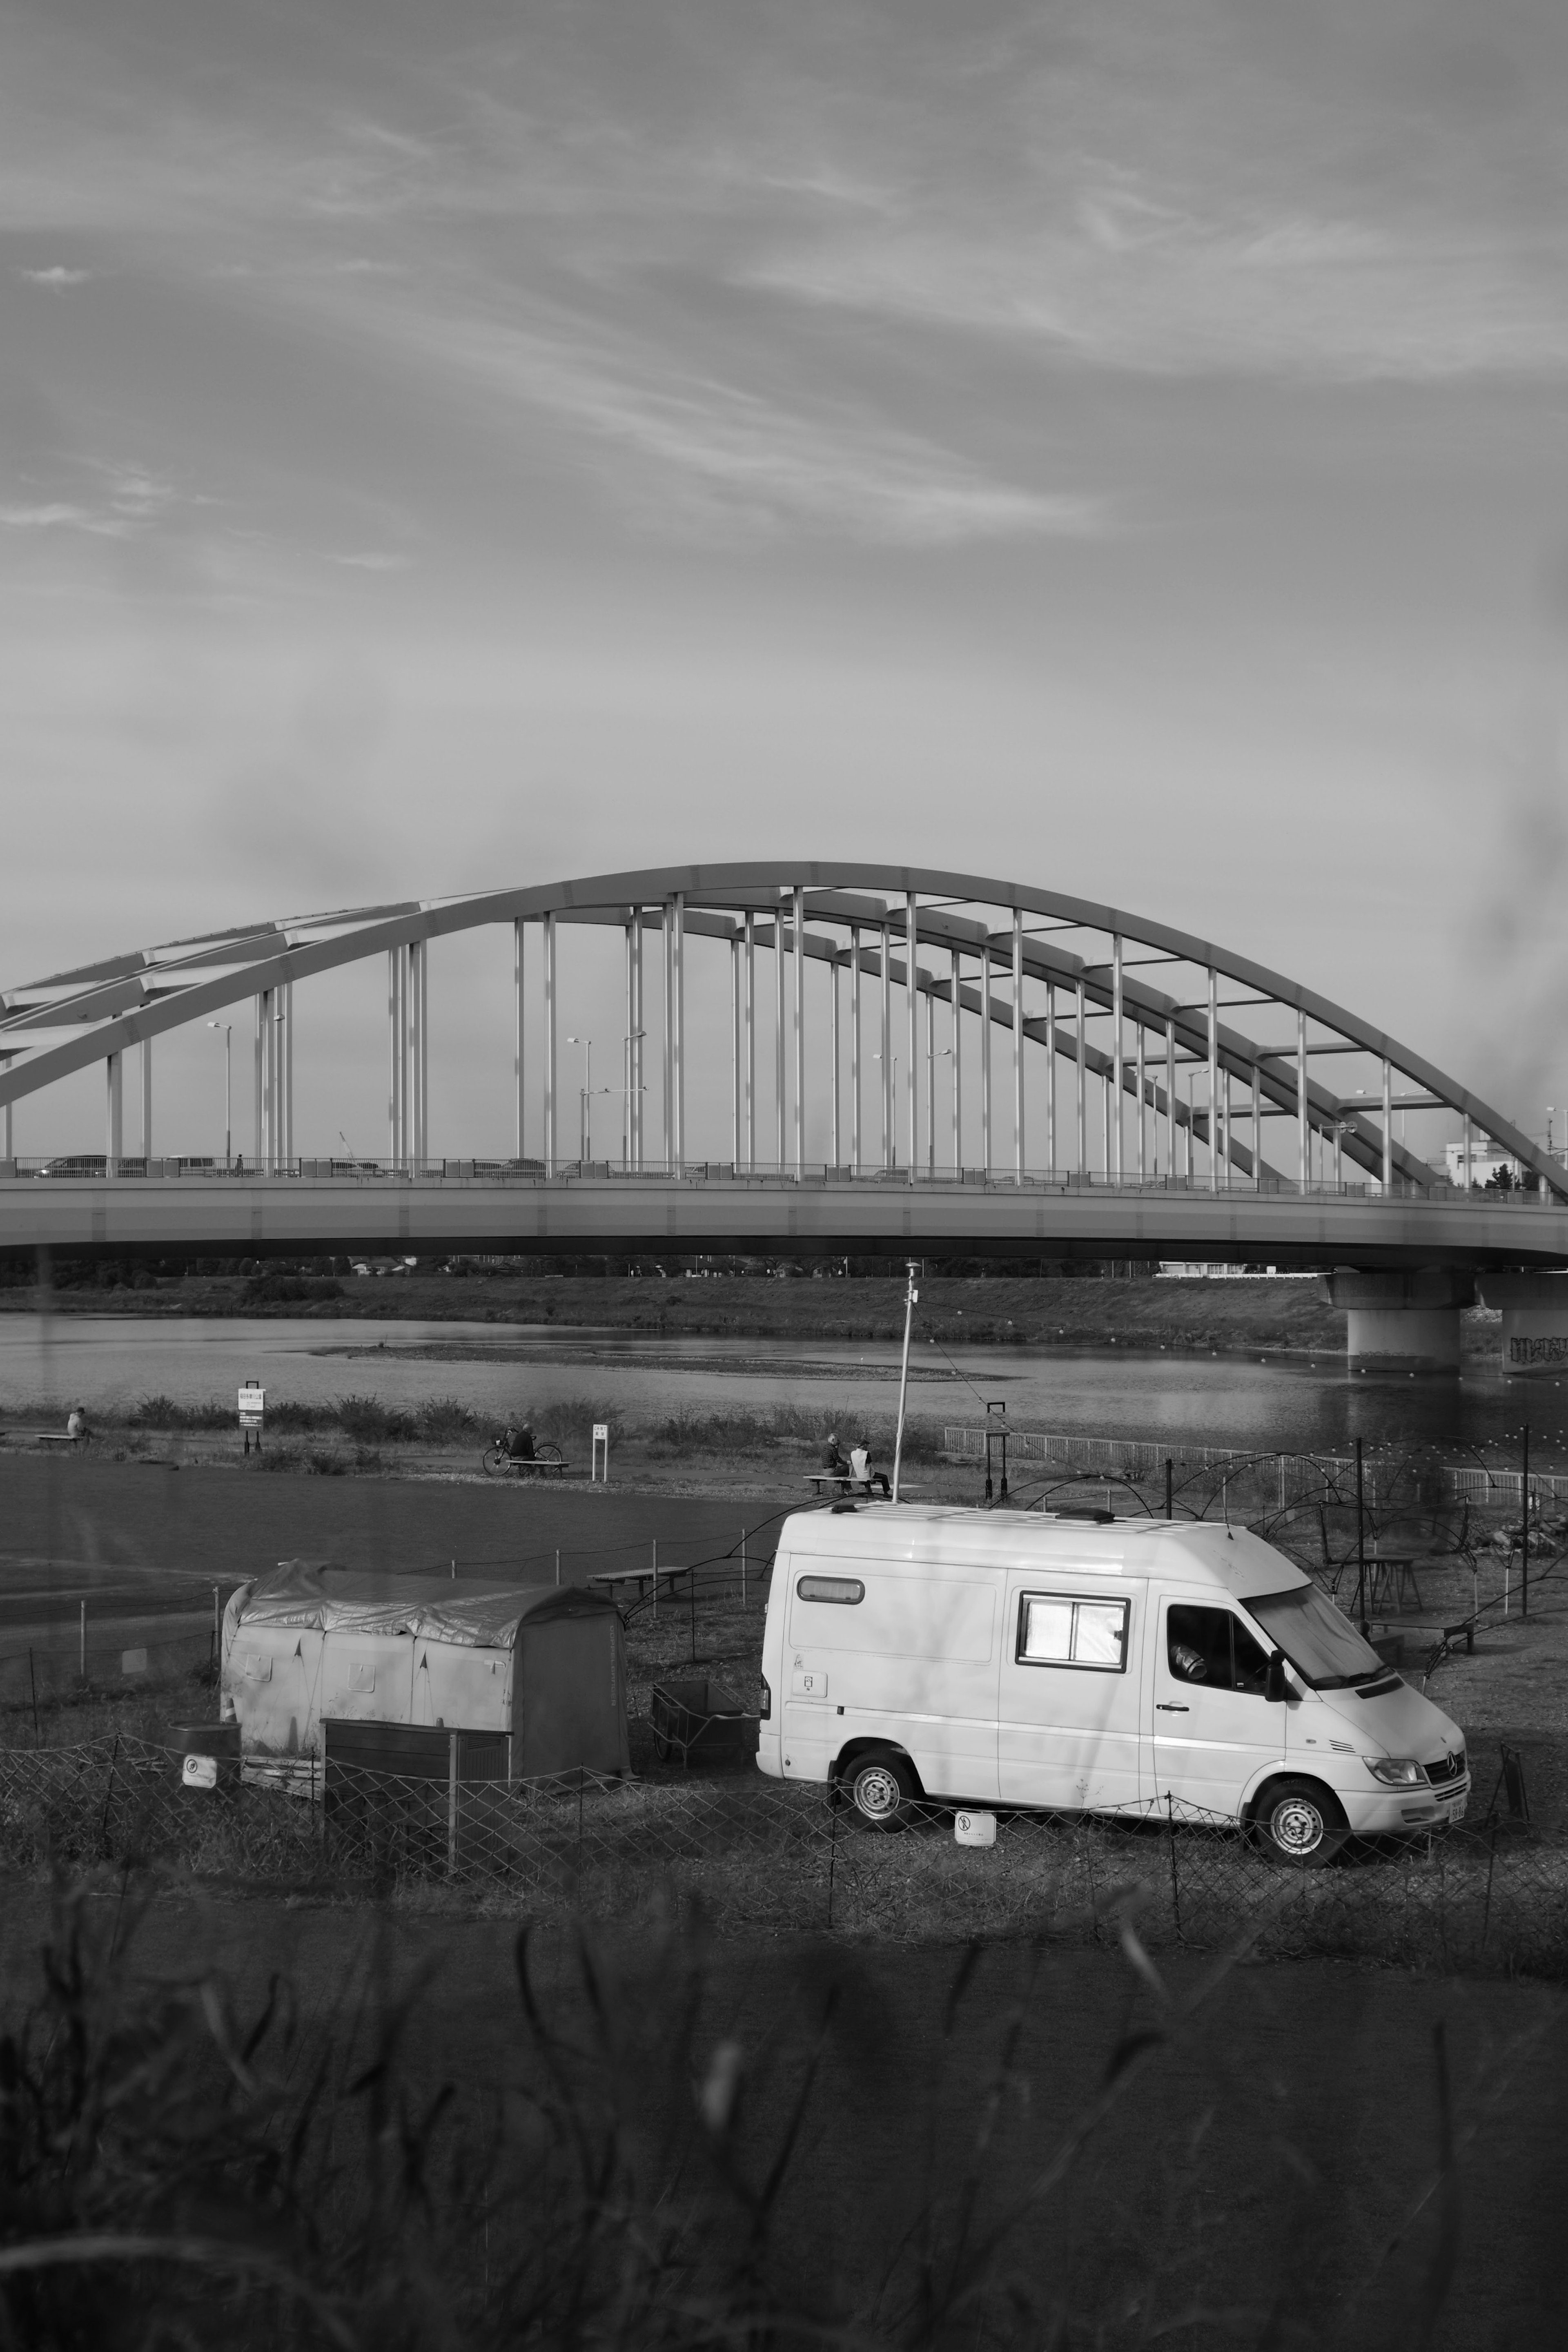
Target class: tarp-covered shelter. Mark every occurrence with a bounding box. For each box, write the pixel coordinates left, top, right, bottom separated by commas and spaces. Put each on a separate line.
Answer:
221, 1561, 629, 1780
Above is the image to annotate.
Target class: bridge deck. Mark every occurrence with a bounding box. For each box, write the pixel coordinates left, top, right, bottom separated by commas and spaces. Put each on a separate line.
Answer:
2, 1172, 1564, 1269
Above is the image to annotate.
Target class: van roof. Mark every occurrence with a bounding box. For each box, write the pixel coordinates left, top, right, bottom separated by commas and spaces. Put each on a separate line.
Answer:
781, 1504, 1309, 1603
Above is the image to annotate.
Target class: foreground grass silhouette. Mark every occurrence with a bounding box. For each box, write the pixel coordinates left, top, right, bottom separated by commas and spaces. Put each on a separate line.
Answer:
2, 1864, 1533, 2352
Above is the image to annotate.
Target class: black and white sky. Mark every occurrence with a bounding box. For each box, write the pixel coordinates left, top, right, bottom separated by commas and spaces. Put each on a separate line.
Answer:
4, 0, 1567, 1152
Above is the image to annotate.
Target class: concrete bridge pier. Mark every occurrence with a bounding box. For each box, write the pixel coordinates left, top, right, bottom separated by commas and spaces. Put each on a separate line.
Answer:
1320, 1268, 1476, 1371
1477, 1271, 1568, 1377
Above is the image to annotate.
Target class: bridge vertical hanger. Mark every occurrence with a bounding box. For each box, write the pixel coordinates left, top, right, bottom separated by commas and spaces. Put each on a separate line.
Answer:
1252, 1060, 1262, 1189
139, 1038, 152, 1166
1076, 976, 1087, 1178
925, 974, 935, 1173
1165, 1020, 1176, 1184
730, 934, 740, 1167
951, 946, 963, 1175
774, 898, 786, 1170
1011, 906, 1024, 1182
1111, 934, 1123, 1184
1207, 966, 1219, 1194
287, 979, 298, 1167
980, 941, 992, 1174
1462, 1111, 1472, 1190
1381, 1058, 1392, 1195
513, 919, 525, 1162
1135, 1017, 1145, 1182
105, 1047, 123, 1177
256, 991, 267, 1173
673, 890, 686, 1175
744, 911, 756, 1171
849, 920, 861, 1172
660, 901, 673, 1171
543, 913, 557, 1174
414, 951, 427, 1166
829, 937, 840, 1169
1296, 1007, 1308, 1193
793, 885, 806, 1178
1222, 1066, 1232, 1193
1044, 980, 1055, 1178
630, 912, 644, 1170
908, 891, 920, 1182
880, 919, 892, 1170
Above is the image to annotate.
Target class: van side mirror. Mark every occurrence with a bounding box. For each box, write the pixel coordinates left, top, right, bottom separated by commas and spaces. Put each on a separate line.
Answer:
1265, 1654, 1289, 1704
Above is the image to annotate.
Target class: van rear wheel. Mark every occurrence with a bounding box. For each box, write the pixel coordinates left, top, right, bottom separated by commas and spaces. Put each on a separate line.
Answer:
1254, 1779, 1348, 1867
844, 1749, 917, 1832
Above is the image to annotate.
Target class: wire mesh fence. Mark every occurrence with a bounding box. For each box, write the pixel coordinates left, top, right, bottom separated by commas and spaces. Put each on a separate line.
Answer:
1, 1732, 1562, 1977
0, 1626, 216, 1713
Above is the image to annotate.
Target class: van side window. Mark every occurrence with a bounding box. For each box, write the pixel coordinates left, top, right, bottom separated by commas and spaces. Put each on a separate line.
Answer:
795, 1575, 864, 1605
1167, 1604, 1270, 1694
1017, 1594, 1129, 1672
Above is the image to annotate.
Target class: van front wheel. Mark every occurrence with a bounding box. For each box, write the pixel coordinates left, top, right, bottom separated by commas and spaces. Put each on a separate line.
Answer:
844, 1750, 917, 1832
1254, 1779, 1347, 1867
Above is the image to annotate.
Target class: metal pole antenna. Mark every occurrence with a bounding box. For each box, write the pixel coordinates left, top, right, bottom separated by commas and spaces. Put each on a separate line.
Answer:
1521, 1421, 1530, 1618
891, 1260, 918, 1504
1355, 1436, 1368, 1635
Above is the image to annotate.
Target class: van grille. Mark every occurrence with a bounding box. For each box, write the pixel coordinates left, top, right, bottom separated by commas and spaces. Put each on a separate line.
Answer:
1426, 1748, 1466, 1788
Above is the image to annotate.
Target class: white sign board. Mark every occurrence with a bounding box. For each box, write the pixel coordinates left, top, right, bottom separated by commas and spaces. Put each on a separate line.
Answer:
238, 1384, 265, 1429
593, 1423, 608, 1442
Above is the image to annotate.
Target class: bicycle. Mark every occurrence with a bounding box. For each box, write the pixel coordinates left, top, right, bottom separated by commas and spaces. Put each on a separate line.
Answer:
482, 1436, 564, 1477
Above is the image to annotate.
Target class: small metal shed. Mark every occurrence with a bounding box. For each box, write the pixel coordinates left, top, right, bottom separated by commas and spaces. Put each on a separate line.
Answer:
220, 1560, 630, 1781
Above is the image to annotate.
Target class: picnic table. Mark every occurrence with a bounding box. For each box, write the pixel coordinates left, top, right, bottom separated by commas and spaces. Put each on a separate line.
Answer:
1332, 1552, 1424, 1614
587, 1564, 690, 1619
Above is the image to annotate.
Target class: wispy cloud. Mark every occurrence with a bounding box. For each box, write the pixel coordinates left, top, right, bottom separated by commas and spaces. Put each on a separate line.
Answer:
0, 501, 125, 536
20, 264, 91, 288
0, 465, 180, 540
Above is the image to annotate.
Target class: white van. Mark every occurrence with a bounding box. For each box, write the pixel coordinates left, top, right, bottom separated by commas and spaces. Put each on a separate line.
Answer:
757, 1504, 1470, 1862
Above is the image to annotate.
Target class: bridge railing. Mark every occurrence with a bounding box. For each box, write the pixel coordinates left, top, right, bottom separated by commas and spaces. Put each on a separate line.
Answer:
0, 1156, 1555, 1206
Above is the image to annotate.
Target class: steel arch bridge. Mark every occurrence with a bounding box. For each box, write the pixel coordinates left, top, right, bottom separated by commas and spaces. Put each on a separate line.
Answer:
1, 862, 1566, 1268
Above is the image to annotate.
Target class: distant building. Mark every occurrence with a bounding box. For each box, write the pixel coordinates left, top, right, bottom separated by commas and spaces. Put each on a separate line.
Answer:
1442, 1142, 1521, 1188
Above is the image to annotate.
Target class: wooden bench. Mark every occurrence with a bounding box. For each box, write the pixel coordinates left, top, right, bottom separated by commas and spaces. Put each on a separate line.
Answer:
804, 1473, 914, 1499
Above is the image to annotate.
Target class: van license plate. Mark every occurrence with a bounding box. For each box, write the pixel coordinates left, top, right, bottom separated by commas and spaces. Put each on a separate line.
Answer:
1444, 1794, 1467, 1822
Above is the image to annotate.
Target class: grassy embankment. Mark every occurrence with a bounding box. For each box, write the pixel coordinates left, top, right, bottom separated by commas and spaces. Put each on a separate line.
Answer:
0, 1389, 960, 1491
1, 1266, 1411, 1351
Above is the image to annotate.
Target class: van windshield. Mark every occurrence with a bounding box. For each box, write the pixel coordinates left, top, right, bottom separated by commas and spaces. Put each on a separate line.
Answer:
1246, 1586, 1385, 1690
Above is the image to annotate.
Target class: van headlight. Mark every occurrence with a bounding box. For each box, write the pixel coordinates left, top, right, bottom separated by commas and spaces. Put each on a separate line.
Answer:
1365, 1757, 1425, 1786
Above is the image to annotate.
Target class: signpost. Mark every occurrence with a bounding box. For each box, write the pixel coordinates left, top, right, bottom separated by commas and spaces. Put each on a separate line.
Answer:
591, 1422, 610, 1483
238, 1382, 265, 1456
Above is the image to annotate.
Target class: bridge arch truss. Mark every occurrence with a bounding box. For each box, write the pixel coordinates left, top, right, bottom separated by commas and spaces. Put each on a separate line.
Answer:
2, 863, 1563, 1210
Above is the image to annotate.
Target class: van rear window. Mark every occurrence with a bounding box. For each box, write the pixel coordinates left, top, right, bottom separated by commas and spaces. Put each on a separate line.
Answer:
1018, 1594, 1129, 1672
796, 1574, 864, 1605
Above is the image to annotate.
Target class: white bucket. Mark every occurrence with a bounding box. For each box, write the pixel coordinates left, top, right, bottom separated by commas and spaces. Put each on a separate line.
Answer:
954, 1809, 997, 1848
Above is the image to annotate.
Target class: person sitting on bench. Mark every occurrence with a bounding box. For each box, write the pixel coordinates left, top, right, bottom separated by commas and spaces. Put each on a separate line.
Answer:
820, 1431, 850, 1478
505, 1422, 537, 1462
850, 1442, 891, 1498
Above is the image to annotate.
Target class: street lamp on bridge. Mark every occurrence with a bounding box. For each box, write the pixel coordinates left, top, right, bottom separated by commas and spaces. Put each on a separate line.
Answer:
205, 1020, 232, 1172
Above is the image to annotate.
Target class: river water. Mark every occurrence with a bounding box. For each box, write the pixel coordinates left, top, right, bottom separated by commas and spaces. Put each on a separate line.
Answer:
2, 1314, 1564, 1462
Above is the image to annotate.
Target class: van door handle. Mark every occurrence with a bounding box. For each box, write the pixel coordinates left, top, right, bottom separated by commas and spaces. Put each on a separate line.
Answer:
1155, 1703, 1189, 1712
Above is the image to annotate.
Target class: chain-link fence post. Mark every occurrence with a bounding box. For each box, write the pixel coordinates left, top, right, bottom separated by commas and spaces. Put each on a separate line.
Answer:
1481, 1820, 1498, 1950
99, 1733, 121, 1860
1165, 1792, 1182, 1944
826, 1790, 838, 1930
